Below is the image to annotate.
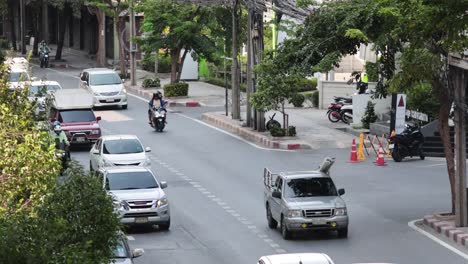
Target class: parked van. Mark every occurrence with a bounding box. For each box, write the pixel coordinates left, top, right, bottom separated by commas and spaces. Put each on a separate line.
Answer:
47, 89, 102, 145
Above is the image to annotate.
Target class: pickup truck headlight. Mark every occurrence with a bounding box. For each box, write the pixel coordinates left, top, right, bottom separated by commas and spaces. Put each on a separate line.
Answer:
335, 208, 347, 216
287, 210, 302, 218
113, 200, 129, 212
90, 129, 100, 135
157, 198, 168, 207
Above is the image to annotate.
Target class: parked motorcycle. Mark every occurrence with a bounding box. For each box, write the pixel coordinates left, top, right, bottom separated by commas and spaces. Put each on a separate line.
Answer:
266, 113, 281, 130
151, 104, 167, 132
340, 104, 353, 124
327, 96, 352, 123
40, 52, 49, 68
388, 124, 425, 162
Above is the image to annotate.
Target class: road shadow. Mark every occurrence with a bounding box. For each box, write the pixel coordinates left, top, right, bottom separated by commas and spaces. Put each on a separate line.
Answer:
124, 225, 170, 235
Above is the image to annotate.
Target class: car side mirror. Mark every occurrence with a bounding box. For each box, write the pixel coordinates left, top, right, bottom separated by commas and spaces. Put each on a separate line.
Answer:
272, 190, 281, 199
160, 181, 168, 189
145, 147, 151, 152
96, 116, 101, 121
338, 188, 345, 196
132, 248, 144, 258
121, 78, 125, 83
92, 149, 99, 155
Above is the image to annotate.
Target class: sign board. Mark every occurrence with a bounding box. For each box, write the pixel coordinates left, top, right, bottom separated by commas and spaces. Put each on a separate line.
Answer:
405, 110, 429, 122
130, 43, 138, 52
390, 93, 407, 134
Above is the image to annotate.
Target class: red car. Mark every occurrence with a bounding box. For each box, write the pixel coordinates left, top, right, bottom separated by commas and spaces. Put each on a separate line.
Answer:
47, 89, 102, 145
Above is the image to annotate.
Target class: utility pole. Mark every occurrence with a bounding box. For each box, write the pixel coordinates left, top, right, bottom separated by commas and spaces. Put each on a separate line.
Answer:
246, 5, 253, 127
129, 0, 137, 86
452, 60, 468, 227
20, 0, 26, 54
231, 0, 240, 120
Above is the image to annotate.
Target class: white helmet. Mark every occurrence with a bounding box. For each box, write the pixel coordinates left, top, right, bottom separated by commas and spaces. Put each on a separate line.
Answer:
54, 125, 62, 133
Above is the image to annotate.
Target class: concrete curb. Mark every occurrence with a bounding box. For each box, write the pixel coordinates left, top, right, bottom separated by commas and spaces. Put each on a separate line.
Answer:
124, 84, 200, 107
202, 112, 311, 150
423, 215, 468, 249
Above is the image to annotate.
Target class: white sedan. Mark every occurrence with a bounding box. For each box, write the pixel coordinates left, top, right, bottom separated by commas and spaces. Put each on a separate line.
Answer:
90, 135, 151, 171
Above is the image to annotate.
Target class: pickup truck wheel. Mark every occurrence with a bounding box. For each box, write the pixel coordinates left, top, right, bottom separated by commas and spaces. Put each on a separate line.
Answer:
337, 227, 348, 238
266, 205, 277, 229
159, 219, 170, 231
281, 216, 292, 240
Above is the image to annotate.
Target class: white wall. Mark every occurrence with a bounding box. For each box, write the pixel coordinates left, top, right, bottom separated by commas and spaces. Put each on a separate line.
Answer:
180, 50, 199, 81
318, 81, 377, 109
351, 94, 391, 127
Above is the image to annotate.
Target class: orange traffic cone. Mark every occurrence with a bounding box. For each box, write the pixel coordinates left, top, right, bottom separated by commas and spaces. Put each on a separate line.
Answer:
374, 143, 387, 166
347, 139, 360, 163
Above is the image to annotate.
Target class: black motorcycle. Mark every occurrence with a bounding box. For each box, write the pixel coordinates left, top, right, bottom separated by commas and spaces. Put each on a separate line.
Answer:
389, 124, 425, 162
151, 104, 167, 132
55, 139, 70, 173
40, 52, 49, 68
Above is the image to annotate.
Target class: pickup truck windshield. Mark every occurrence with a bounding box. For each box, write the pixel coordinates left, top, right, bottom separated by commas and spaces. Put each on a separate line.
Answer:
106, 171, 159, 191
90, 73, 121, 86
59, 110, 96, 123
284, 178, 337, 198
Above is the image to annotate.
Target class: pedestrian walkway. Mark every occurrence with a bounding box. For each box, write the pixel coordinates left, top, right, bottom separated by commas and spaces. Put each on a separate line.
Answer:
424, 214, 468, 251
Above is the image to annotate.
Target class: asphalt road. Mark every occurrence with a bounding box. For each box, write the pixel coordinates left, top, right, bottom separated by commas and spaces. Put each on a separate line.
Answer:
34, 66, 467, 264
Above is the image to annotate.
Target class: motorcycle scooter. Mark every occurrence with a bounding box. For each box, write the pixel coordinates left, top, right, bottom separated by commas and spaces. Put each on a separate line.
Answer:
388, 124, 425, 162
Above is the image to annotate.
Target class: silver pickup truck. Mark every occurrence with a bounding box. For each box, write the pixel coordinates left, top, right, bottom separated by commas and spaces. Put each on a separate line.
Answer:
263, 158, 348, 240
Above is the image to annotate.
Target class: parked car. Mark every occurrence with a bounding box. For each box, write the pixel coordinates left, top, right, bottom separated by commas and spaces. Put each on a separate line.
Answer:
111, 232, 144, 264
79, 68, 128, 109
46, 89, 102, 146
98, 166, 170, 229
258, 253, 335, 264
28, 80, 63, 115
89, 135, 151, 171
263, 158, 348, 240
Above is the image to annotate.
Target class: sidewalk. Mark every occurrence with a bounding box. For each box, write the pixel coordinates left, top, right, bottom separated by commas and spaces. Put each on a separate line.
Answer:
17, 44, 97, 69
424, 214, 468, 250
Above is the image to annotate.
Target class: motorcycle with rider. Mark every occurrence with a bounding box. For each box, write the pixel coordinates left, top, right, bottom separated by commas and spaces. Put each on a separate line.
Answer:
50, 121, 70, 173
39, 40, 50, 68
148, 91, 168, 132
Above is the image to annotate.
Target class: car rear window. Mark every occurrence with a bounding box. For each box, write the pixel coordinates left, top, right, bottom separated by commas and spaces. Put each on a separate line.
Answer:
59, 109, 96, 123
89, 73, 121, 86
106, 171, 159, 191
284, 177, 338, 198
103, 139, 144, 154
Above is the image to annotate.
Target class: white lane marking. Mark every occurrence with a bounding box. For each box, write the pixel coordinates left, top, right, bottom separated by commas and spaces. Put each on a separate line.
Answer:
127, 236, 135, 241
175, 113, 295, 152
408, 219, 468, 260
257, 234, 268, 238
247, 225, 257, 229
264, 239, 274, 243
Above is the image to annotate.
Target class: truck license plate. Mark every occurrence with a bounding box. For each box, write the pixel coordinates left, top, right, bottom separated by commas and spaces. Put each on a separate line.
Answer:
76, 137, 85, 142
106, 98, 114, 102
389, 144, 394, 149
135, 217, 148, 224
312, 218, 327, 225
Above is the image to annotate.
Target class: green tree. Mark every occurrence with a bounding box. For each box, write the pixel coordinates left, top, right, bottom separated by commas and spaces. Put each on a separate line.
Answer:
88, 0, 129, 74
251, 51, 302, 129
139, 0, 219, 84
0, 162, 121, 263
361, 101, 377, 129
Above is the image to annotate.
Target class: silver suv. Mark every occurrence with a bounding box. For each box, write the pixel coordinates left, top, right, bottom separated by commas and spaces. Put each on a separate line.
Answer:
99, 166, 170, 229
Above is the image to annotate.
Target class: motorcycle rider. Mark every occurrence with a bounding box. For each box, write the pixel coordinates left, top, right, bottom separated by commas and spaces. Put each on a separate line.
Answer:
50, 121, 70, 156
39, 40, 50, 67
148, 91, 167, 126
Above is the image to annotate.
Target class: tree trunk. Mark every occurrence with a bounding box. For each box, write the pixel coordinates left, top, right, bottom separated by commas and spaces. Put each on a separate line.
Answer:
9, 3, 17, 51
95, 10, 106, 67
170, 48, 180, 84
154, 51, 159, 74
436, 79, 456, 214
231, 0, 241, 120
55, 6, 68, 60
32, 11, 39, 56
176, 49, 189, 83
117, 16, 126, 77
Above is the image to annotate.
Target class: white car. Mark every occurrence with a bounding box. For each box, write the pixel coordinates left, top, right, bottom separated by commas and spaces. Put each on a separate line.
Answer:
79, 68, 128, 109
28, 80, 63, 113
7, 67, 31, 90
258, 253, 335, 264
90, 135, 151, 171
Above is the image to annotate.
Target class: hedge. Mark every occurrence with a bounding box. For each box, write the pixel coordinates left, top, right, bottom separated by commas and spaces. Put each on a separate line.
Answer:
142, 78, 161, 89
141, 53, 171, 73
297, 78, 318, 92
311, 90, 319, 108
163, 82, 189, 97
290, 93, 305, 107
